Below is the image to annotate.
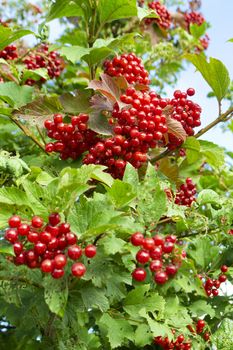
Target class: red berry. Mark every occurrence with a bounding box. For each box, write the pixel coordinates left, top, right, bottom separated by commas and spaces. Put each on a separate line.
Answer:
54, 254, 67, 269
41, 259, 54, 273
165, 235, 177, 243
84, 245, 97, 258
66, 232, 77, 245
163, 241, 174, 253
136, 249, 150, 264
150, 246, 163, 259
154, 271, 168, 284
219, 274, 227, 283
18, 223, 30, 236
166, 264, 178, 276
40, 231, 52, 244
153, 235, 164, 246
34, 242, 47, 255
150, 259, 162, 272
31, 216, 43, 228
68, 245, 82, 260
71, 262, 86, 277
177, 334, 184, 343
46, 225, 59, 236
203, 332, 210, 341
212, 289, 219, 296
27, 231, 39, 243
52, 269, 65, 279
13, 242, 23, 255
48, 212, 61, 226
221, 265, 228, 273
4, 228, 18, 243
197, 320, 205, 329
8, 215, 21, 228
14, 253, 25, 265
187, 88, 195, 96
130, 232, 144, 246
59, 223, 70, 234
143, 237, 155, 251
132, 267, 147, 281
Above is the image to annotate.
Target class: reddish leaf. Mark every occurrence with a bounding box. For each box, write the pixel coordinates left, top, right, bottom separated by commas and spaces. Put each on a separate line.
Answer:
88, 73, 127, 109
88, 95, 114, 135
166, 115, 187, 141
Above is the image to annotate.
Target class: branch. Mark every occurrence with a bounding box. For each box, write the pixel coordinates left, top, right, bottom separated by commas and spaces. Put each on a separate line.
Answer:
152, 105, 233, 162
10, 116, 47, 153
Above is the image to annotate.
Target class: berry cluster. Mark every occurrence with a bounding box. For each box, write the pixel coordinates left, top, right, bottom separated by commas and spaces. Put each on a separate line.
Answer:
199, 34, 210, 51
23, 44, 64, 85
44, 113, 99, 160
175, 178, 197, 206
5, 214, 97, 279
184, 11, 205, 29
131, 232, 185, 284
145, 1, 172, 30
187, 320, 210, 342
103, 53, 150, 85
199, 265, 228, 297
154, 332, 191, 350
165, 88, 201, 149
0, 45, 18, 60
83, 88, 168, 178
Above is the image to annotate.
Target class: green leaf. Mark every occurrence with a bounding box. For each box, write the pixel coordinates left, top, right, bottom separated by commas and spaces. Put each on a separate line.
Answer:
0, 82, 34, 108
183, 137, 200, 164
59, 46, 90, 64
137, 163, 167, 226
189, 300, 215, 318
188, 236, 220, 269
212, 319, 233, 350
0, 243, 14, 256
46, 0, 83, 22
185, 54, 230, 102
135, 324, 153, 347
197, 189, 220, 205
101, 234, 126, 255
107, 180, 137, 208
199, 140, 225, 167
98, 313, 134, 348
98, 0, 137, 24
0, 26, 34, 50
123, 162, 139, 190
22, 68, 49, 82
0, 187, 29, 207
190, 22, 207, 39
124, 285, 165, 318
137, 6, 159, 21
44, 276, 68, 317
139, 309, 173, 339
80, 286, 109, 312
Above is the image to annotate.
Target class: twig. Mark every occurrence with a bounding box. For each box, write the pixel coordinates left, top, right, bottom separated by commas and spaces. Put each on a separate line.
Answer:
10, 116, 47, 153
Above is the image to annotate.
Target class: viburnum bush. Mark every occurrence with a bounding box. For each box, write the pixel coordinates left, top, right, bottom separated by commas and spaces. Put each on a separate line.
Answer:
0, 0, 233, 349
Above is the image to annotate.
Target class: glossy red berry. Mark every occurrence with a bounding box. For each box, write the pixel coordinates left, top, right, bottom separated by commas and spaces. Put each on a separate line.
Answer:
162, 241, 174, 253
48, 212, 61, 226
68, 245, 82, 260
221, 265, 228, 273
59, 223, 70, 234
136, 249, 150, 264
66, 232, 77, 245
34, 242, 47, 255
166, 264, 178, 276
219, 274, 227, 283
5, 228, 18, 243
203, 332, 210, 341
150, 259, 163, 272
52, 269, 65, 279
31, 216, 44, 228
41, 259, 54, 273
13, 242, 23, 255
8, 215, 21, 228
143, 237, 155, 250
71, 262, 86, 277
84, 245, 97, 258
54, 254, 67, 269
40, 231, 52, 244
27, 231, 39, 243
18, 223, 30, 236
154, 271, 168, 284
130, 232, 144, 246
153, 235, 164, 246
132, 267, 147, 281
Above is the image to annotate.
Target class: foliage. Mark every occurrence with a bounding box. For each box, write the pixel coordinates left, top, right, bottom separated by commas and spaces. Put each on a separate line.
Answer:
0, 1, 232, 350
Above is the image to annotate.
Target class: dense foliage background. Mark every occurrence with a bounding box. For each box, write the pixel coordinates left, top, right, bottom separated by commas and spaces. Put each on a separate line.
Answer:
0, 1, 233, 349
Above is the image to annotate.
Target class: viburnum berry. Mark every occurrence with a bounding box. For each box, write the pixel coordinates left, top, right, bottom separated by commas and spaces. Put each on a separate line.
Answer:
8, 215, 21, 228
142, 237, 155, 250
103, 53, 150, 85
4, 213, 97, 280
71, 262, 86, 277
132, 267, 147, 281
0, 45, 18, 60
221, 265, 228, 273
150, 259, 163, 271
184, 11, 205, 30
84, 245, 97, 258
154, 271, 168, 284
145, 1, 171, 30
175, 177, 197, 206
31, 216, 44, 228
136, 249, 150, 264
130, 232, 145, 246
218, 274, 227, 283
